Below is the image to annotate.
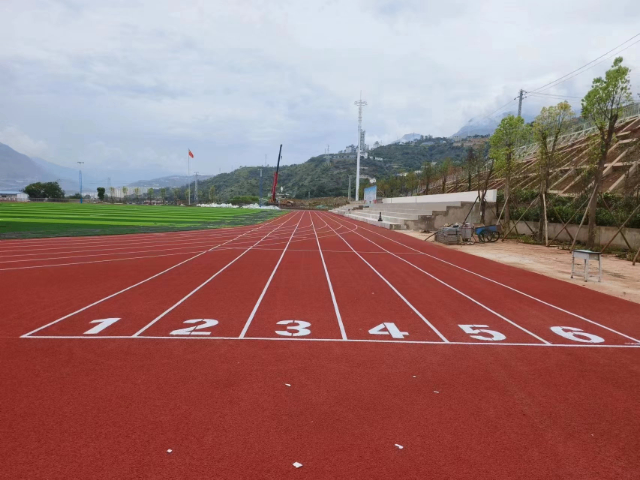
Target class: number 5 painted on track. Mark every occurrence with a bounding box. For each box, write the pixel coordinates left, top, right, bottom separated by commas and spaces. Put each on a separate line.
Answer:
84, 318, 121, 335
275, 320, 311, 337
458, 324, 506, 341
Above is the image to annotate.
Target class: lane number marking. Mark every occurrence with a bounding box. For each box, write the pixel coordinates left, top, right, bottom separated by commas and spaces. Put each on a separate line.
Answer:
458, 324, 506, 342
369, 322, 409, 339
84, 318, 121, 335
275, 320, 311, 337
550, 326, 605, 344
170, 319, 219, 336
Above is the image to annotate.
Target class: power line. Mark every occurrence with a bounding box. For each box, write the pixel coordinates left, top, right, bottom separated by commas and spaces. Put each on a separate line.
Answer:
530, 32, 640, 93
525, 91, 582, 99
483, 98, 518, 121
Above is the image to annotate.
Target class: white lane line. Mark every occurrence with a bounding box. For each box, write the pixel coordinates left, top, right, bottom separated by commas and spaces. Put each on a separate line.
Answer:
21, 335, 640, 348
320, 212, 449, 343
133, 212, 302, 337
310, 211, 347, 340
20, 214, 291, 338
0, 231, 246, 259
0, 241, 235, 264
331, 213, 640, 345
324, 212, 549, 344
238, 212, 305, 338
0, 250, 208, 271
0, 220, 276, 254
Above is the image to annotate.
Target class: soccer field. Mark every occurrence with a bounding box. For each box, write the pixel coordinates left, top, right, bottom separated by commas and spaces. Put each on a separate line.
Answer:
0, 202, 284, 239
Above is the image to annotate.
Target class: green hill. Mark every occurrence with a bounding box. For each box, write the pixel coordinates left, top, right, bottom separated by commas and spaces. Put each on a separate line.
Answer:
182, 140, 472, 202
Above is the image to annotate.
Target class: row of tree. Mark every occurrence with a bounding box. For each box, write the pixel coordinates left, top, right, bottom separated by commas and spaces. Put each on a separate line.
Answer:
373, 56, 635, 250
100, 185, 218, 205
489, 56, 633, 249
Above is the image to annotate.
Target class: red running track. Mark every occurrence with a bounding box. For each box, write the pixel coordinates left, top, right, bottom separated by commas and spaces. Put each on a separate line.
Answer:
1, 210, 640, 479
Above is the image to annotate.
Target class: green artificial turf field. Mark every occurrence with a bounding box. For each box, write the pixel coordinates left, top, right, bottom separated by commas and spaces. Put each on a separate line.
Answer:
0, 202, 284, 239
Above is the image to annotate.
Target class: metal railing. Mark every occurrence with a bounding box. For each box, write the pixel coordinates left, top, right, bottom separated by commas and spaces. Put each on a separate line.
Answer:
516, 102, 640, 159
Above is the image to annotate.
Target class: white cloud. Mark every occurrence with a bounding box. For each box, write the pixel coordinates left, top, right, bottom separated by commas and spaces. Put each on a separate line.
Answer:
0, 126, 49, 157
0, 0, 638, 176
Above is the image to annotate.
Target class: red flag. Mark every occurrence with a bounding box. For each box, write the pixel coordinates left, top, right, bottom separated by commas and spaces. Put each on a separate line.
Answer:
188, 150, 194, 158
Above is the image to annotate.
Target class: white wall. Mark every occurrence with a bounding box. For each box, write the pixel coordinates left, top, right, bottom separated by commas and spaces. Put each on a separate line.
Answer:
382, 190, 496, 204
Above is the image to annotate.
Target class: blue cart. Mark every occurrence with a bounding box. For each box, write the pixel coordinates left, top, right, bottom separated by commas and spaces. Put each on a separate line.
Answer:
474, 224, 502, 243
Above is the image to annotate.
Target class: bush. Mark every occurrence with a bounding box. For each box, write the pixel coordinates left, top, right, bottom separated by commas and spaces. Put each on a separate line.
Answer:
229, 195, 259, 206
23, 181, 65, 199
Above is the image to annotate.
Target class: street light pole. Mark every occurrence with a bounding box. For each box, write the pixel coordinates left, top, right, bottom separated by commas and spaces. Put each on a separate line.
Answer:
77, 162, 84, 203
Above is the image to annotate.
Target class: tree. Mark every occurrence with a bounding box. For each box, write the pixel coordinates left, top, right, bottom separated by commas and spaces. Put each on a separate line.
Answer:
134, 187, 141, 202
172, 188, 180, 205
440, 158, 453, 193
109, 186, 116, 203
581, 57, 633, 249
122, 186, 128, 200
465, 148, 479, 191
209, 186, 216, 204
477, 155, 495, 225
23, 181, 65, 199
406, 171, 419, 195
147, 188, 154, 203
160, 188, 166, 205
489, 115, 529, 227
533, 101, 575, 242
422, 163, 434, 194
97, 187, 105, 201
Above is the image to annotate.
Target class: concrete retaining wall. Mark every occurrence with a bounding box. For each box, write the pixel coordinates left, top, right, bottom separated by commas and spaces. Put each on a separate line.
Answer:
382, 190, 497, 204
513, 221, 640, 250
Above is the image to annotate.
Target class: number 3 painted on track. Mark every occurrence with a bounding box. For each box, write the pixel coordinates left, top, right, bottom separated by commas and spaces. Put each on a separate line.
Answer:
275, 320, 311, 337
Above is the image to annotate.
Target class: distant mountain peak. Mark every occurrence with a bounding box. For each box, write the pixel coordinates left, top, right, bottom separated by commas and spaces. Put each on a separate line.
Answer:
391, 133, 423, 144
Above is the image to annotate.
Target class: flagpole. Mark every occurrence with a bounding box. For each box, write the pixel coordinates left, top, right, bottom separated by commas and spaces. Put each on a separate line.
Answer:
188, 149, 191, 206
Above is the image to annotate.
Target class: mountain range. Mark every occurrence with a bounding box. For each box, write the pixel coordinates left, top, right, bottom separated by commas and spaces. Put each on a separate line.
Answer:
452, 112, 536, 137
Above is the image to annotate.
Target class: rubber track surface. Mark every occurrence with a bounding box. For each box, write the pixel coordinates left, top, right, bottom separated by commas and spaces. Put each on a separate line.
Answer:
1, 211, 639, 479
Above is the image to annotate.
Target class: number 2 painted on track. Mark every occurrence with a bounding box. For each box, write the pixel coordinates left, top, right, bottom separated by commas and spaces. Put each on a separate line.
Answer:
170, 319, 219, 336
84, 318, 120, 335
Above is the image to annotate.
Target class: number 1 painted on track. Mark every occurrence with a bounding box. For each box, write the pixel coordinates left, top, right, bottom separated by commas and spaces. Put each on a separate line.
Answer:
84, 318, 121, 335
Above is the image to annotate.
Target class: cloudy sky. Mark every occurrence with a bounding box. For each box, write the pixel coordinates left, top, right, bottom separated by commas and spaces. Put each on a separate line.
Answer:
1, 0, 639, 184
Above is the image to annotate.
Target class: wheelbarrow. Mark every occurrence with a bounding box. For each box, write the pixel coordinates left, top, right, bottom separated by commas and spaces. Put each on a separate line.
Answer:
474, 224, 501, 243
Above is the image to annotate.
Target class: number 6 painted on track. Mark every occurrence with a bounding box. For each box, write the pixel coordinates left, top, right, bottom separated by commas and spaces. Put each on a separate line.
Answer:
550, 326, 605, 344
275, 320, 311, 337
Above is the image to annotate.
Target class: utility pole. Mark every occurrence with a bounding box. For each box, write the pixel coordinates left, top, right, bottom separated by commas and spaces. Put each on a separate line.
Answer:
354, 92, 367, 201
187, 149, 192, 206
259, 168, 263, 207
517, 89, 524, 118
271, 144, 283, 204
194, 172, 199, 204
77, 162, 84, 203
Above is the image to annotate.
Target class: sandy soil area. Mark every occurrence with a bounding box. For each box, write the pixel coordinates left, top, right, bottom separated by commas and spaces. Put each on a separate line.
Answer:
401, 231, 640, 306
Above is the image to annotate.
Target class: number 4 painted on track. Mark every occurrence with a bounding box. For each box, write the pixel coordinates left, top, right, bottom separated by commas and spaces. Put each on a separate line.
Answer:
84, 318, 120, 335
369, 323, 408, 339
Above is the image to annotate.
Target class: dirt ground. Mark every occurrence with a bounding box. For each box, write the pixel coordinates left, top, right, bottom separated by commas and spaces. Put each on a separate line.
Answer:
401, 231, 640, 306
